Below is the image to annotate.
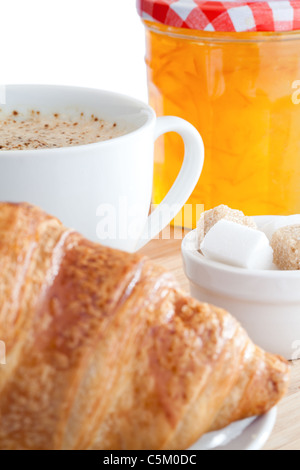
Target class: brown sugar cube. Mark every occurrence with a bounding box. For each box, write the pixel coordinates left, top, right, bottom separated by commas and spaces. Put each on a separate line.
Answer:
197, 204, 257, 248
271, 225, 300, 270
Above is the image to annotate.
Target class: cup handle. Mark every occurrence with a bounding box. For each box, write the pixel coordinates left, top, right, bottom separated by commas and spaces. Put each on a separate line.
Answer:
135, 116, 204, 251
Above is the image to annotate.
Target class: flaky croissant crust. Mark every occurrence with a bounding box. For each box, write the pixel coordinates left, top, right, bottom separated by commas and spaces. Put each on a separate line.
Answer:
0, 203, 289, 450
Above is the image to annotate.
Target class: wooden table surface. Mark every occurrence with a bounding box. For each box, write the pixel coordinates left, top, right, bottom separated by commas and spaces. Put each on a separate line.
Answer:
141, 229, 300, 451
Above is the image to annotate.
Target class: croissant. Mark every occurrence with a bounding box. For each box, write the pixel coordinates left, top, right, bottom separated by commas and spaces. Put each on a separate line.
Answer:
0, 202, 289, 450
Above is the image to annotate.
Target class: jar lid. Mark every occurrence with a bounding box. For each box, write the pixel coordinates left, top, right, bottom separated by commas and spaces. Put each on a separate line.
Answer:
137, 0, 300, 32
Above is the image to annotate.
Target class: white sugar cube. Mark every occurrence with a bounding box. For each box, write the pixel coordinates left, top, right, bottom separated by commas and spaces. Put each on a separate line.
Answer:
200, 219, 274, 270
197, 204, 257, 247
260, 215, 300, 240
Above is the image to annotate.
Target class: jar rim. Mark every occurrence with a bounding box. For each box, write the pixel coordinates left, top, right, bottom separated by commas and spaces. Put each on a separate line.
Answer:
137, 0, 300, 33
144, 20, 300, 42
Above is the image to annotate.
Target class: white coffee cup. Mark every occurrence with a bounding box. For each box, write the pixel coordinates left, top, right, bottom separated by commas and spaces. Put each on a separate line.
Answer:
0, 85, 204, 252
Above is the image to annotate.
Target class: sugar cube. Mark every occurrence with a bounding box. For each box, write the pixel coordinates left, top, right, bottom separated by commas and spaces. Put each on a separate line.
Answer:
260, 215, 300, 240
271, 225, 300, 270
197, 205, 257, 248
200, 219, 274, 270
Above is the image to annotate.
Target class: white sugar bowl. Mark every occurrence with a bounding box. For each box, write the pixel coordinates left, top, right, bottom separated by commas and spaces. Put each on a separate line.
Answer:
181, 217, 300, 360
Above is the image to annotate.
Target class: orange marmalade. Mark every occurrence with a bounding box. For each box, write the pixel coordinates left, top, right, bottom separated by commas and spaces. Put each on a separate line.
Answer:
142, 21, 300, 227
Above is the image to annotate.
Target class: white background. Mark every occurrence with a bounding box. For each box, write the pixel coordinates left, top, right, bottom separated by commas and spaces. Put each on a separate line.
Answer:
0, 0, 148, 101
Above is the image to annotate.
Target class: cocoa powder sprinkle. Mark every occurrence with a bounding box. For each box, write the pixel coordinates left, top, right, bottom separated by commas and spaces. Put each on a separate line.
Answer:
0, 111, 124, 150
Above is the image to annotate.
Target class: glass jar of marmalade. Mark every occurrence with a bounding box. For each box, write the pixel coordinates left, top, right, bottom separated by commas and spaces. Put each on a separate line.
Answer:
138, 0, 300, 227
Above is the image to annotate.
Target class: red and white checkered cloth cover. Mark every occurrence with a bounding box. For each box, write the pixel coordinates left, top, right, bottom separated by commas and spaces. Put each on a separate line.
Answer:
137, 0, 300, 31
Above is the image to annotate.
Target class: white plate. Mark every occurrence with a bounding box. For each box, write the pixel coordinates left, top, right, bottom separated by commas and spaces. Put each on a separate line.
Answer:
188, 408, 277, 450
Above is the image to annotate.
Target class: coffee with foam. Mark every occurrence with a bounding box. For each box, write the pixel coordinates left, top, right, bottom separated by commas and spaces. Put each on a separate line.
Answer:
0, 110, 127, 150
